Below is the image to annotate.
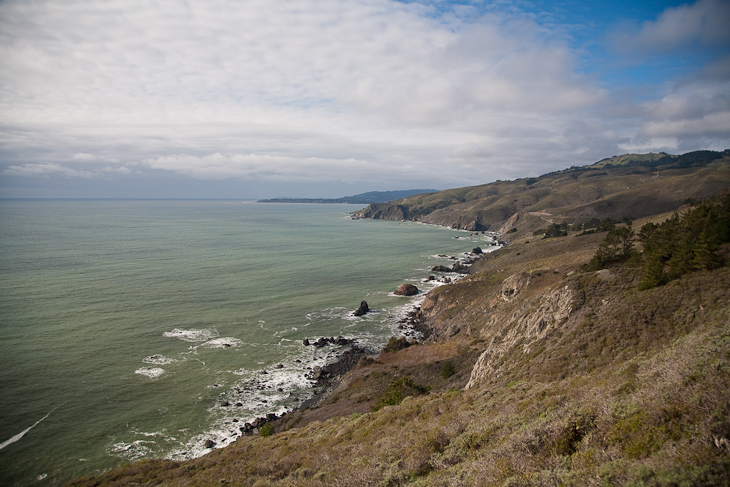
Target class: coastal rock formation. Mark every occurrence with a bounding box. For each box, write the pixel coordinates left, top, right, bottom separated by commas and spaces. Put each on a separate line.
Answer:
353, 301, 369, 316
500, 272, 530, 301
394, 283, 419, 296
451, 261, 470, 274
465, 279, 583, 389
431, 265, 452, 272
303, 336, 355, 348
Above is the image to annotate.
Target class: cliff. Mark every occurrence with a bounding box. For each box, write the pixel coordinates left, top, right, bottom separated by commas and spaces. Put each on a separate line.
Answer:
67, 190, 730, 486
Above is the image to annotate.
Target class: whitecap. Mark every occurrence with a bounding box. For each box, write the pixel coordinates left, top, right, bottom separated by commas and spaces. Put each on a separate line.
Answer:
163, 328, 218, 342
202, 337, 242, 349
108, 440, 156, 460
142, 354, 175, 365
135, 367, 165, 379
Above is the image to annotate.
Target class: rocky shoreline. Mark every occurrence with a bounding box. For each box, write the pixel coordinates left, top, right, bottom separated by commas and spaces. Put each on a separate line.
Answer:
202, 242, 494, 447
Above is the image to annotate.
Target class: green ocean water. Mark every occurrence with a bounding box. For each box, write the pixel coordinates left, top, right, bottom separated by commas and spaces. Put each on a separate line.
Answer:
0, 200, 496, 486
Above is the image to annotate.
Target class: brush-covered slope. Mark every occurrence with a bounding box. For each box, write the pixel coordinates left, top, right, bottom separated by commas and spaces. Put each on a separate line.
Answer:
67, 195, 730, 487
354, 150, 730, 232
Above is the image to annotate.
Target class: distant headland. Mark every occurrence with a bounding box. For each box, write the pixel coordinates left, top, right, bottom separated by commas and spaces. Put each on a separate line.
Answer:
257, 189, 436, 204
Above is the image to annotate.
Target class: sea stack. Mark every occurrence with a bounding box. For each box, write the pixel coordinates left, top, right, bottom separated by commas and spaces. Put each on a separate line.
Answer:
394, 284, 419, 296
353, 300, 369, 316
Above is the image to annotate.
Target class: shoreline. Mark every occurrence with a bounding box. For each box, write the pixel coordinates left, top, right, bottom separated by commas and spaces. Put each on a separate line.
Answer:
232, 238, 500, 439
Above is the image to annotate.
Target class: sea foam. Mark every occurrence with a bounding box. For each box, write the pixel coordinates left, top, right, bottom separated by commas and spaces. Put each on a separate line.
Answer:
163, 328, 218, 342
135, 367, 165, 379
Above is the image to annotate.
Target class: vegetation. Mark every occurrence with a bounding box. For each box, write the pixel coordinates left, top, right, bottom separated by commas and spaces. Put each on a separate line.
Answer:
585, 191, 730, 288
637, 192, 730, 289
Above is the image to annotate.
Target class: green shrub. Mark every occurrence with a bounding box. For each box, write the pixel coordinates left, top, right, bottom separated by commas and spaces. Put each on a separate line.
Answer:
260, 423, 274, 438
440, 361, 456, 379
372, 377, 429, 411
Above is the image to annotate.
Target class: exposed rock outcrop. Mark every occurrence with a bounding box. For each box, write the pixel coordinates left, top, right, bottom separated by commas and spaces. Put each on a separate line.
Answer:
465, 277, 583, 389
394, 284, 419, 296
499, 272, 530, 301
353, 301, 369, 316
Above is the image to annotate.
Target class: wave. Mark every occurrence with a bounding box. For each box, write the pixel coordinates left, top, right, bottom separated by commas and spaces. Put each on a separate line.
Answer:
0, 407, 56, 451
135, 367, 165, 379
162, 328, 218, 342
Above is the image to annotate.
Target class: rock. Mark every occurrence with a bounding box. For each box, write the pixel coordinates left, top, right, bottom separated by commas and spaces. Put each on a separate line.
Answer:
302, 338, 310, 346
394, 284, 419, 296
204, 439, 216, 449
472, 247, 483, 254
275, 363, 284, 369
431, 265, 452, 272
500, 272, 531, 301
353, 300, 369, 316
451, 261, 469, 273
221, 401, 230, 407
311, 366, 325, 380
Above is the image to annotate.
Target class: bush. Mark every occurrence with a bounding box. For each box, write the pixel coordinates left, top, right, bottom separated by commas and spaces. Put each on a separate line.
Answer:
260, 423, 274, 437
372, 377, 429, 411
440, 361, 456, 379
382, 336, 414, 353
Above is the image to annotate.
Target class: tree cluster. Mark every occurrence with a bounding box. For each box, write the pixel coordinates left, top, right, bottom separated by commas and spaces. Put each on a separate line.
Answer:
586, 192, 730, 289
637, 192, 730, 289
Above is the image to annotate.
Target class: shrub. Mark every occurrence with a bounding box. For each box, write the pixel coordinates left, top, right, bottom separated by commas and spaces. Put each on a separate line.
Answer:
372, 377, 429, 411
440, 361, 456, 379
260, 423, 274, 438
382, 336, 414, 353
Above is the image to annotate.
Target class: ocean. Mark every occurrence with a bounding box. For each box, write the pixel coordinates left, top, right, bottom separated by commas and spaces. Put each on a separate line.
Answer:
0, 200, 498, 486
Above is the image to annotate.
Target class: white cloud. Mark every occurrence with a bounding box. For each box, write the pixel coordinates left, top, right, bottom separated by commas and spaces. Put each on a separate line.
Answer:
611, 0, 730, 53
3, 163, 95, 179
0, 0, 728, 197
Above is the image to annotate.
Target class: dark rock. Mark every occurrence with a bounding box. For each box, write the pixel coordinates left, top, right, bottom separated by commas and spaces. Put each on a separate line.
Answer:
431, 265, 452, 272
275, 363, 284, 369
302, 338, 310, 346
451, 261, 469, 273
353, 300, 369, 316
204, 439, 216, 449
472, 247, 483, 254
221, 401, 230, 407
394, 283, 419, 296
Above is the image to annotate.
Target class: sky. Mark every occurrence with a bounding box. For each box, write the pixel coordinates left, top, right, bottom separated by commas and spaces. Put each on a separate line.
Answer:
1, 0, 729, 199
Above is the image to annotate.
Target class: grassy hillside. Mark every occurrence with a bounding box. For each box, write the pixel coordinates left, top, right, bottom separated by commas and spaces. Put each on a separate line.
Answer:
67, 193, 730, 486
354, 150, 730, 233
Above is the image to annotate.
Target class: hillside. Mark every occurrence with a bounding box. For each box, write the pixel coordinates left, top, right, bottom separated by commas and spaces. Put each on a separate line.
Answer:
354, 150, 730, 233
67, 186, 730, 485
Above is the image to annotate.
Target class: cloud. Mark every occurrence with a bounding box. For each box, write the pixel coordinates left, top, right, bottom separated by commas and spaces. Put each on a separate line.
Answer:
610, 0, 730, 53
3, 163, 96, 179
0, 0, 728, 197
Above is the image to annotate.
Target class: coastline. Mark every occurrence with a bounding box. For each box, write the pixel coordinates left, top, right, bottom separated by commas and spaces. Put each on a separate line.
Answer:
230, 231, 501, 440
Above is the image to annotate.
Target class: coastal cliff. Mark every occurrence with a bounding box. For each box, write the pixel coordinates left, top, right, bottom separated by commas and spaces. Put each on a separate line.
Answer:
67, 164, 730, 486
